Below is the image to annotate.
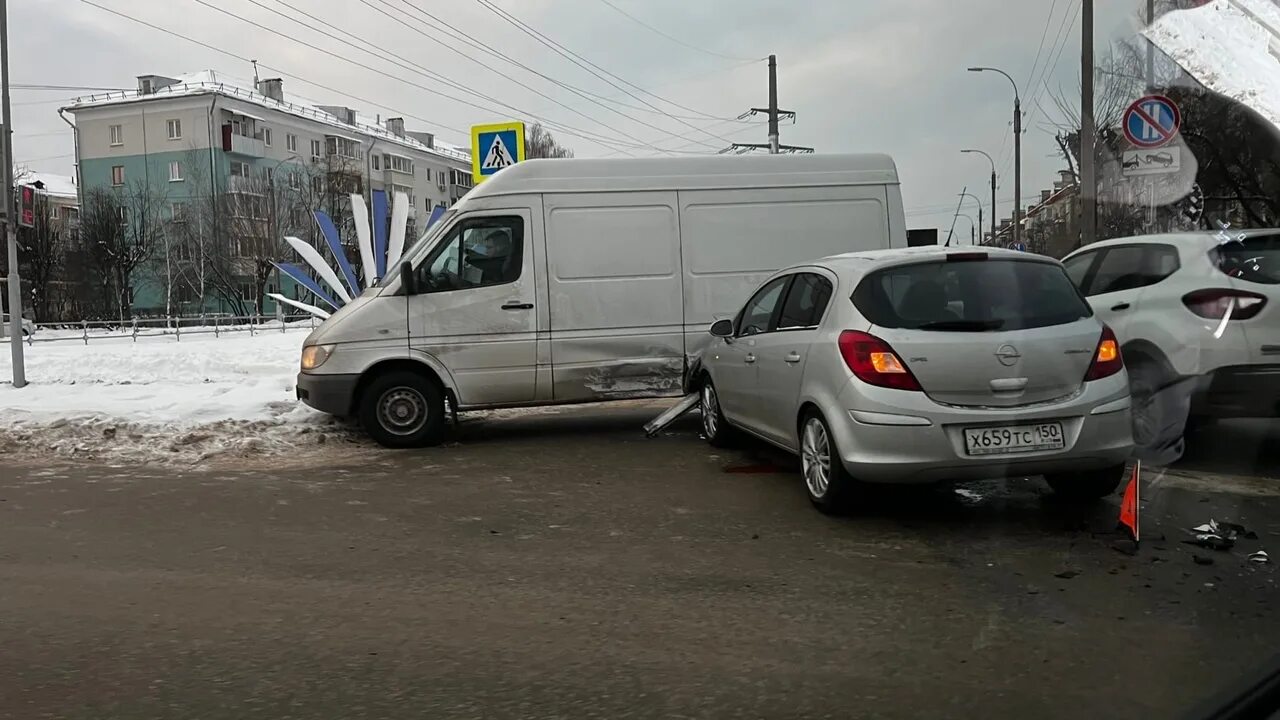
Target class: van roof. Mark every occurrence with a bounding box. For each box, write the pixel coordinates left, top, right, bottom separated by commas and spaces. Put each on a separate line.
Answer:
466, 153, 900, 197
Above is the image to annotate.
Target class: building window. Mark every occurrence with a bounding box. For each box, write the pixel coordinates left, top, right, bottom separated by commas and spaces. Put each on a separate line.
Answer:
167, 119, 181, 140
230, 161, 250, 177
239, 281, 256, 302
286, 133, 297, 152
171, 202, 188, 223
66, 207, 79, 225
386, 155, 413, 174
50, 205, 60, 220
310, 139, 322, 159
325, 136, 358, 159
111, 165, 124, 186
391, 183, 415, 208
371, 154, 380, 171
109, 124, 123, 146
266, 167, 275, 184
424, 167, 431, 182
289, 170, 300, 189
169, 160, 183, 182
117, 206, 128, 225
262, 127, 272, 147
312, 175, 323, 194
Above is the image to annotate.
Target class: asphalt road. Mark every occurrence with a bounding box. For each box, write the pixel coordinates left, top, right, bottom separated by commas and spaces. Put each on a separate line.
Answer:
1, 404, 1278, 719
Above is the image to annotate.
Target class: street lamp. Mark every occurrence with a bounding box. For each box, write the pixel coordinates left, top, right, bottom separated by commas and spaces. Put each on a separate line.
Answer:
957, 213, 976, 246
961, 148, 997, 242
959, 191, 984, 245
968, 67, 1021, 250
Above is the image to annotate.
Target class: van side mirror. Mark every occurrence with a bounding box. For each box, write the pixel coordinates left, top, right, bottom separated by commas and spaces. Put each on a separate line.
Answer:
709, 319, 734, 338
399, 261, 418, 296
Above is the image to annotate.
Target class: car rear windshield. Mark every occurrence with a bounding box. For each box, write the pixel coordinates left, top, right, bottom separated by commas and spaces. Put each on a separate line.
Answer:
1213, 234, 1280, 285
851, 258, 1092, 331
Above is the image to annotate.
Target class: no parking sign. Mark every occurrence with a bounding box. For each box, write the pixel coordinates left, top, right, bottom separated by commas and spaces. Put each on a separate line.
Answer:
1123, 95, 1181, 149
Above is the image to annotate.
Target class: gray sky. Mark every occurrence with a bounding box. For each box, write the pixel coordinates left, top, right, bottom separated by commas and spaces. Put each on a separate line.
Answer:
12, 0, 1148, 235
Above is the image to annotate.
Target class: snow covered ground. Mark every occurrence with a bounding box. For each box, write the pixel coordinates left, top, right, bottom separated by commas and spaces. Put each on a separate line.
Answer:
1145, 0, 1280, 133
0, 329, 365, 466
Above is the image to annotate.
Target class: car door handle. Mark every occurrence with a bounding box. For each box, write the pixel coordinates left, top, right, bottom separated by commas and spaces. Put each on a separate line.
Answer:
1111, 302, 1130, 311
744, 353, 756, 364
501, 302, 533, 310
784, 352, 802, 364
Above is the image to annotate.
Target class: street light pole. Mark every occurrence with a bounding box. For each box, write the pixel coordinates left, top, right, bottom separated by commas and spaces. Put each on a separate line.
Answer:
1, 0, 24, 387
960, 191, 983, 246
1081, 0, 1097, 247
968, 67, 1021, 249
961, 148, 997, 242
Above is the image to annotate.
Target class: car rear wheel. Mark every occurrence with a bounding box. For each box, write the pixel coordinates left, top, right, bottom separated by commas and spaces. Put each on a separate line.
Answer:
800, 412, 861, 514
359, 370, 447, 448
699, 378, 736, 447
1044, 463, 1126, 500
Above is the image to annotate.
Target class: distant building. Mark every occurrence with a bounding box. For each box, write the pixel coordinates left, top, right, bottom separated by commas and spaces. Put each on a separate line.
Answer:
19, 170, 79, 231
62, 71, 472, 315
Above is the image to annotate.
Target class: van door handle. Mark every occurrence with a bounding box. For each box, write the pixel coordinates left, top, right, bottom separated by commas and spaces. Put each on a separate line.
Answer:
744, 353, 756, 364
1111, 302, 1130, 311
501, 302, 533, 310
784, 352, 802, 364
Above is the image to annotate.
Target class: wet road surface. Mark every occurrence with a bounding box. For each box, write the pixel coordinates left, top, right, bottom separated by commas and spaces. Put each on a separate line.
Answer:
1, 404, 1277, 719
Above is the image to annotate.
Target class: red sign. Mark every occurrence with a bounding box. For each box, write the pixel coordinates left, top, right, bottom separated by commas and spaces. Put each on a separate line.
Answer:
18, 185, 35, 228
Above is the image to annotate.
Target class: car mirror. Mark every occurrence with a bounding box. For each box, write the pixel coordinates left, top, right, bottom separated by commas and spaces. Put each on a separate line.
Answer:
709, 319, 734, 338
399, 261, 418, 296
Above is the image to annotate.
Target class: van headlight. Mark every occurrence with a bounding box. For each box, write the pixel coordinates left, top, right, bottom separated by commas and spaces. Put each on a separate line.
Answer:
301, 344, 335, 371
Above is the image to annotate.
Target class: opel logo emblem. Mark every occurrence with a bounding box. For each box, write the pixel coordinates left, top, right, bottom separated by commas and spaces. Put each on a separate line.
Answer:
995, 345, 1021, 366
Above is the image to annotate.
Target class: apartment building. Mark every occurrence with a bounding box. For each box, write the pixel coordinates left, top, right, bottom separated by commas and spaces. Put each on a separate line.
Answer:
63, 70, 472, 315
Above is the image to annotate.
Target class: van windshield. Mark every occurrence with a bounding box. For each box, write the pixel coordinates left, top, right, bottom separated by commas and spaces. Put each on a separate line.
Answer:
384, 209, 458, 282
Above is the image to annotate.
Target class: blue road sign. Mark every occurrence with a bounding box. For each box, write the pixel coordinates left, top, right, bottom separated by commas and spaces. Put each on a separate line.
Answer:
1123, 95, 1181, 149
1012, 242, 1026, 252
471, 122, 526, 184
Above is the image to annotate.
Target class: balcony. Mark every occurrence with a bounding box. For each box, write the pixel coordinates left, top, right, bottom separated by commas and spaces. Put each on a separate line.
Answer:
227, 175, 265, 193
222, 125, 265, 157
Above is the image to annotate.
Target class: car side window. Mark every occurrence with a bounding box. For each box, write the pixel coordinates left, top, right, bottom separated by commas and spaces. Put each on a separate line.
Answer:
1062, 252, 1098, 294
417, 216, 523, 292
1089, 245, 1179, 296
736, 277, 790, 336
777, 273, 834, 330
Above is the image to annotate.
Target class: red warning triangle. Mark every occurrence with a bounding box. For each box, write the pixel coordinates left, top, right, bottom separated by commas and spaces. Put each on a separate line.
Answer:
1118, 461, 1140, 543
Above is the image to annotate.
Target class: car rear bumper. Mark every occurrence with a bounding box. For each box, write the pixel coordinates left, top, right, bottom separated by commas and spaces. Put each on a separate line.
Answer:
825, 383, 1134, 484
1191, 364, 1280, 418
296, 372, 359, 417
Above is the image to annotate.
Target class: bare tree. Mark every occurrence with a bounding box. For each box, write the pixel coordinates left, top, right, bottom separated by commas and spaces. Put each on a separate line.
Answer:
524, 122, 574, 159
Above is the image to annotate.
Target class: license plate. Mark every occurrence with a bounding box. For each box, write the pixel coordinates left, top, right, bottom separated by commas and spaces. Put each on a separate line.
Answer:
964, 422, 1064, 456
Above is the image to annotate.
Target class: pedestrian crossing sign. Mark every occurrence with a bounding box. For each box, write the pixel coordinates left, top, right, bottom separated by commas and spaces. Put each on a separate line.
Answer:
471, 121, 526, 184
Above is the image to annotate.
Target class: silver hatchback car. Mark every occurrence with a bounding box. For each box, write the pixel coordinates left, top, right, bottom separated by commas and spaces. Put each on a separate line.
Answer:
697, 247, 1135, 512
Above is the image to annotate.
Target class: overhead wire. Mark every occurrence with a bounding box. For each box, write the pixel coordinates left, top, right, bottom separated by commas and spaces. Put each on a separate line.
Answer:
473, 0, 738, 145
591, 0, 756, 62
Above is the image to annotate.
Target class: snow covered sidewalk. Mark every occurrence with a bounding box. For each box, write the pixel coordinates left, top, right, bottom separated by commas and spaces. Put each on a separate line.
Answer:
0, 330, 364, 466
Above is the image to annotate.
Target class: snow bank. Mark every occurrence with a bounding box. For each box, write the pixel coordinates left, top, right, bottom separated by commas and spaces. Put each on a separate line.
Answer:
1145, 0, 1280, 132
0, 330, 368, 466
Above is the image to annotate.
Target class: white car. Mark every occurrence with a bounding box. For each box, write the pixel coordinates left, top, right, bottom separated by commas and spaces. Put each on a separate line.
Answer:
1, 313, 33, 337
1062, 231, 1279, 462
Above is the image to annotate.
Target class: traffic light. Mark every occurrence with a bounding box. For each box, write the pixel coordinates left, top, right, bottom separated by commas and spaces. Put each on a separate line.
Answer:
18, 184, 34, 228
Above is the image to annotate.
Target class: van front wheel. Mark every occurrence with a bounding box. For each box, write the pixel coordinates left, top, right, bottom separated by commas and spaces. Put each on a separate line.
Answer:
359, 370, 447, 448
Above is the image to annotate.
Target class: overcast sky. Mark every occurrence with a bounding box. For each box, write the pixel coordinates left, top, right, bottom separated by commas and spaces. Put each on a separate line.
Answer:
12, 0, 1150, 236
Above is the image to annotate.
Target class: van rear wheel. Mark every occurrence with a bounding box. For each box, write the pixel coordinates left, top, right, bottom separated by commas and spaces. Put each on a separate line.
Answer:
359, 370, 447, 448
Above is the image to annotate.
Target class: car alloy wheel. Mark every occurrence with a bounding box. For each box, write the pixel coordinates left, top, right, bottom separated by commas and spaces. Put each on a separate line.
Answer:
801, 417, 832, 499
701, 383, 720, 439
377, 386, 429, 436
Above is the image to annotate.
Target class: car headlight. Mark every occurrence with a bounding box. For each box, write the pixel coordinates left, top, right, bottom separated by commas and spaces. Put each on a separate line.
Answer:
300, 344, 335, 371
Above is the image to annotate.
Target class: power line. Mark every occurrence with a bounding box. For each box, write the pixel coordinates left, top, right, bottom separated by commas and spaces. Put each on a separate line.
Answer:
377, 0, 753, 123
591, 0, 755, 62
1023, 0, 1061, 95
181, 0, 672, 155
473, 0, 737, 145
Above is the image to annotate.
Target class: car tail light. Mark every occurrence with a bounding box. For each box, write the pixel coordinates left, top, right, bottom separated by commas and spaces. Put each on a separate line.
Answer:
838, 330, 922, 391
1182, 288, 1267, 320
1084, 325, 1124, 381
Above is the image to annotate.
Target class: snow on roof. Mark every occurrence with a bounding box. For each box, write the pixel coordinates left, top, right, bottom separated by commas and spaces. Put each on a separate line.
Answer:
1144, 0, 1280, 133
65, 69, 471, 164
18, 171, 77, 200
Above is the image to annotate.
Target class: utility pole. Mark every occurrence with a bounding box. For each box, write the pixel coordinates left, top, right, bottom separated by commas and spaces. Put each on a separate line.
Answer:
1, 0, 24, 387
961, 149, 997, 242
726, 56, 811, 155
967, 68, 1021, 248
768, 54, 779, 154
960, 191, 983, 247
1081, 0, 1097, 247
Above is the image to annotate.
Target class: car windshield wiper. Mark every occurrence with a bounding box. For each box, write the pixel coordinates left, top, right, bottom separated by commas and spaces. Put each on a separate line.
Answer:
914, 319, 1006, 331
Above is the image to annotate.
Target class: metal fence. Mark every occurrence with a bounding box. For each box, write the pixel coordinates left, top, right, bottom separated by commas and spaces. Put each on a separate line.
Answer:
12, 313, 320, 346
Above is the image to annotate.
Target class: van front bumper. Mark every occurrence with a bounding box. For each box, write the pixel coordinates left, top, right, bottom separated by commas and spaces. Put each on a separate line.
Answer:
296, 372, 359, 417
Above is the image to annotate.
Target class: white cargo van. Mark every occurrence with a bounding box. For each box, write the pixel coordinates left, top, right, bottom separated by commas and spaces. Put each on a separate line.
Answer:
296, 154, 907, 446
